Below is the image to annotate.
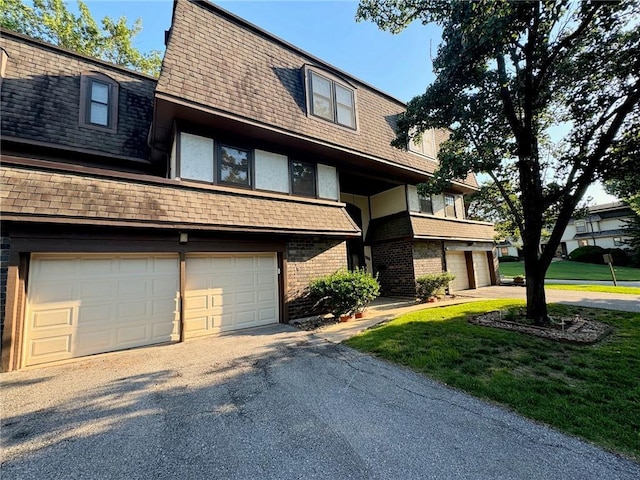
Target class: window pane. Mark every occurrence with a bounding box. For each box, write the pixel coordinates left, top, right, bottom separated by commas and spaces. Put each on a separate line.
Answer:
444, 195, 456, 217
313, 96, 333, 120
220, 146, 249, 185
311, 72, 331, 97
291, 161, 315, 196
91, 81, 109, 103
335, 84, 353, 107
90, 102, 109, 126
336, 104, 354, 127
419, 195, 432, 214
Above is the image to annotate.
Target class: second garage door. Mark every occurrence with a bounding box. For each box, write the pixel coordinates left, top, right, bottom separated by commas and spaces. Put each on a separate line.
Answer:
445, 251, 470, 291
184, 254, 279, 338
473, 251, 492, 287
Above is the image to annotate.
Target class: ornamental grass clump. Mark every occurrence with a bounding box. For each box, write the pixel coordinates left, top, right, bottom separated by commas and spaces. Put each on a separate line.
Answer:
415, 272, 455, 302
308, 268, 380, 318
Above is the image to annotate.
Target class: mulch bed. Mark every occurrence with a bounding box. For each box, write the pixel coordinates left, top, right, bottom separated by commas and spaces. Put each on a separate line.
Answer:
469, 311, 613, 344
289, 315, 338, 331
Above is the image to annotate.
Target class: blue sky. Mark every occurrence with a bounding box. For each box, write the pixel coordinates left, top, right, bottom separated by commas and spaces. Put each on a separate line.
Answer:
71, 0, 617, 203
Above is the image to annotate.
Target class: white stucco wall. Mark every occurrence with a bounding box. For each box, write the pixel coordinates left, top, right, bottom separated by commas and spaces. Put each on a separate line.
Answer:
370, 186, 407, 219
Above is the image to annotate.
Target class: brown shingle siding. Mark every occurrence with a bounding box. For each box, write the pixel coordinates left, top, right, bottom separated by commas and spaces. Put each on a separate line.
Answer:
158, 0, 476, 186
1, 165, 360, 235
410, 215, 495, 241
0, 32, 155, 160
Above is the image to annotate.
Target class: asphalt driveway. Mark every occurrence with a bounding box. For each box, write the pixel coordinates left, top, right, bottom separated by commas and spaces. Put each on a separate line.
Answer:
2, 325, 638, 479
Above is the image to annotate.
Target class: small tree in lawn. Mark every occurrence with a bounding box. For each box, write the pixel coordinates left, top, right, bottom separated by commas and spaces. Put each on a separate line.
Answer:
357, 0, 640, 324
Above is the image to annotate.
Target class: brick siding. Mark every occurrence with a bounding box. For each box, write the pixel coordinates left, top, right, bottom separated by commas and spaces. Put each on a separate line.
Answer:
286, 238, 347, 319
413, 241, 445, 278
371, 240, 416, 297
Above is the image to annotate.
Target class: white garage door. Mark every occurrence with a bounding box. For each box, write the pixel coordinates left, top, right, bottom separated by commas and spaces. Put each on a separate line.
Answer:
184, 254, 279, 338
24, 254, 180, 367
473, 251, 492, 287
446, 251, 470, 291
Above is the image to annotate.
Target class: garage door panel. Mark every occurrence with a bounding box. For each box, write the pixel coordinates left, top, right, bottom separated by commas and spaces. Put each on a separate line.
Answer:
472, 252, 492, 287
30, 335, 71, 359
32, 306, 74, 328
234, 273, 255, 287
78, 259, 117, 278
184, 254, 278, 339
116, 324, 149, 344
446, 251, 470, 291
25, 254, 179, 367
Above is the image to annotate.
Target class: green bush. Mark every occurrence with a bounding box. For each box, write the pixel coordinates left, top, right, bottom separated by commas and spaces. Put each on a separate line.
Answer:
569, 245, 630, 265
498, 255, 519, 263
415, 272, 455, 301
308, 268, 380, 317
569, 245, 605, 264
604, 248, 630, 266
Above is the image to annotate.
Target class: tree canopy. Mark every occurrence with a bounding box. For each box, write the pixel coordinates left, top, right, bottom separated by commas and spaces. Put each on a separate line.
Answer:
0, 0, 161, 76
357, 0, 640, 323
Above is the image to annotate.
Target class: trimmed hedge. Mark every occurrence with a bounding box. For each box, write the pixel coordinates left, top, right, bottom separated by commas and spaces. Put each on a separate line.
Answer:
498, 255, 520, 263
569, 246, 630, 266
308, 268, 380, 317
416, 272, 455, 301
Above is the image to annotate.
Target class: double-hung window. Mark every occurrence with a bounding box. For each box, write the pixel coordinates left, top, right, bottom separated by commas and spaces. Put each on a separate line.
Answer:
79, 72, 118, 131
574, 220, 587, 234
419, 194, 433, 214
218, 145, 250, 187
309, 70, 356, 129
290, 160, 316, 197
444, 194, 457, 218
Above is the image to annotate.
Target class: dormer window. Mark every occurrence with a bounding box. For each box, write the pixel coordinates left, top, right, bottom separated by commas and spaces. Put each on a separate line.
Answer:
308, 69, 356, 129
79, 72, 119, 132
408, 129, 437, 159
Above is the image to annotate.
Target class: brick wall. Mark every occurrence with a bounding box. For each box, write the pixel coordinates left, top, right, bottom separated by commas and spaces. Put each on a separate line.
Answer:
286, 238, 347, 319
413, 241, 445, 278
0, 235, 9, 335
371, 240, 416, 297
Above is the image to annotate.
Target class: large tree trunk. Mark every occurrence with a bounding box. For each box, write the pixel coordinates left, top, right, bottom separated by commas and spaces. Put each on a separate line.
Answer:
523, 248, 550, 325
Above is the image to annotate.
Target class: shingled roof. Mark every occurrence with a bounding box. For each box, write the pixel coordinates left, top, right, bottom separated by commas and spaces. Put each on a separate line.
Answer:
366, 212, 495, 243
0, 163, 361, 236
0, 30, 156, 162
157, 0, 478, 189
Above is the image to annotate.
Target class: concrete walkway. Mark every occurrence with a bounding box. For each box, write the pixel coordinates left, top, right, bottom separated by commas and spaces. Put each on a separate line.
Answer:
463, 285, 640, 313
314, 296, 478, 344
315, 284, 639, 344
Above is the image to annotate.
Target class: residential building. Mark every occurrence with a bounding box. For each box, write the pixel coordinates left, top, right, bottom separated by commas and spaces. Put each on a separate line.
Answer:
558, 202, 634, 256
0, 0, 495, 371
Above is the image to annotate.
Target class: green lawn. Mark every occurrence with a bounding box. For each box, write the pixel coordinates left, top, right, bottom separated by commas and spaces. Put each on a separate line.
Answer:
499, 260, 640, 281
345, 300, 640, 459
546, 284, 640, 295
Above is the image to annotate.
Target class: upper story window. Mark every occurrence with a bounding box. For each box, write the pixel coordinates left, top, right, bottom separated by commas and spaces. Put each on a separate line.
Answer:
574, 220, 587, 233
291, 161, 316, 197
308, 69, 356, 129
177, 132, 339, 200
419, 194, 433, 214
444, 194, 457, 217
79, 72, 119, 132
408, 129, 436, 158
219, 145, 250, 186
613, 237, 624, 246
